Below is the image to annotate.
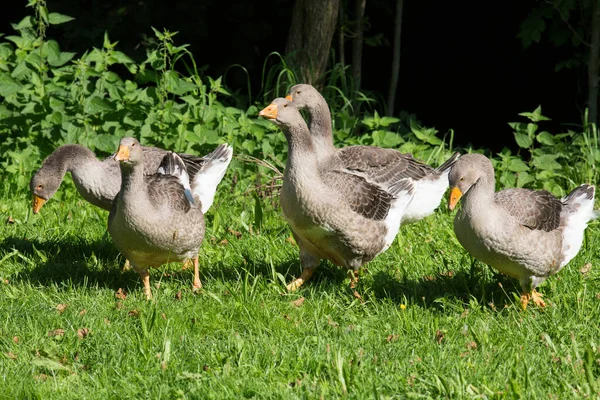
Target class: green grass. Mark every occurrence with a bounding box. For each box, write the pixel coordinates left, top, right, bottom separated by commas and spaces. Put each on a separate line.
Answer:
2, 176, 600, 399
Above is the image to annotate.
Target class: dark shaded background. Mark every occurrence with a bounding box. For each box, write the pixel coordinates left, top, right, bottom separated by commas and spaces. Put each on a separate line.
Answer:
0, 1, 585, 152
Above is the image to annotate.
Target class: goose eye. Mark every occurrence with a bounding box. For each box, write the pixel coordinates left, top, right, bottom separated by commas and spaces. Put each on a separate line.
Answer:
283, 104, 288, 108
460, 177, 464, 182
37, 184, 43, 190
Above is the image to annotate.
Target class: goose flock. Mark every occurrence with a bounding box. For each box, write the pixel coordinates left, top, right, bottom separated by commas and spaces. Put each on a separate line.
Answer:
29, 84, 598, 309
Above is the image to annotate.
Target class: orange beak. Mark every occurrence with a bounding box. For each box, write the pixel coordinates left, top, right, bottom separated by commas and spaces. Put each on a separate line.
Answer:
259, 104, 278, 119
448, 187, 463, 211
114, 145, 130, 162
32, 194, 47, 214
285, 94, 293, 101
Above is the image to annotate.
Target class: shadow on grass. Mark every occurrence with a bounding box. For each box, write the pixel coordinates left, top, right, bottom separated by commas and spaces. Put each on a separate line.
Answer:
1, 236, 140, 291
369, 266, 521, 310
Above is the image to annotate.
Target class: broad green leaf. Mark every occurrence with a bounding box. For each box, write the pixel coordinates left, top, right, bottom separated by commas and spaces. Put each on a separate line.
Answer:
111, 51, 135, 65
0, 74, 22, 96
532, 154, 562, 171
513, 131, 533, 148
536, 131, 555, 146
6, 35, 30, 49
507, 158, 529, 172
48, 12, 75, 25
516, 171, 534, 187
242, 139, 256, 154
526, 122, 537, 138
85, 96, 113, 114
14, 16, 33, 30
379, 116, 400, 127
518, 105, 550, 122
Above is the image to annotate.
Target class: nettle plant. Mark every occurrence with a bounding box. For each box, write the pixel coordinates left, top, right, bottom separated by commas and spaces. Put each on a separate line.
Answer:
494, 106, 600, 196
0, 1, 286, 193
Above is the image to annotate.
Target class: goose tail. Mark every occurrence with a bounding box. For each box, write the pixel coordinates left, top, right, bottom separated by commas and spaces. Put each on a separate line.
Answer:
190, 143, 234, 213
559, 184, 597, 267
157, 152, 196, 206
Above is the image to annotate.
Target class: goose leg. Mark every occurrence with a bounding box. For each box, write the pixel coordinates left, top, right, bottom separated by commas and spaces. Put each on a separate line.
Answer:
520, 292, 530, 311
122, 259, 131, 272
287, 267, 316, 291
348, 266, 364, 301
182, 259, 192, 270
192, 256, 202, 292
531, 290, 545, 307
137, 269, 152, 300
286, 242, 319, 291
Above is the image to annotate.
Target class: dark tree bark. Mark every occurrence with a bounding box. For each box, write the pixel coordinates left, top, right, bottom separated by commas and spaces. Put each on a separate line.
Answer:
351, 0, 366, 95
589, 0, 600, 128
337, 0, 347, 94
286, 0, 340, 85
386, 0, 404, 116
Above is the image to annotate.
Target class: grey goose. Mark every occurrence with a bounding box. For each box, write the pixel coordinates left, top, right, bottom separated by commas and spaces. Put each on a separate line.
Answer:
259, 97, 433, 292
30, 144, 221, 214
448, 153, 598, 309
108, 137, 233, 299
286, 83, 459, 225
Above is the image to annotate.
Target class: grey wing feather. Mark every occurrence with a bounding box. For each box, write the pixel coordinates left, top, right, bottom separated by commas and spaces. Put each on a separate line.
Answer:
322, 171, 396, 220
145, 174, 192, 213
495, 188, 562, 231
335, 146, 433, 188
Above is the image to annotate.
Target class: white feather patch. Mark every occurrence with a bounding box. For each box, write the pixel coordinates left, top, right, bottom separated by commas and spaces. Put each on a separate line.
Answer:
402, 172, 449, 224
382, 189, 414, 251
560, 190, 597, 267
191, 145, 233, 213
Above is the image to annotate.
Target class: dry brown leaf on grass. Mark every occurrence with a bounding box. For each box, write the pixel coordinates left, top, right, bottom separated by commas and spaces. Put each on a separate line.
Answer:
465, 341, 477, 350
5, 352, 17, 360
115, 288, 127, 300
435, 330, 444, 344
580, 263, 592, 275
228, 228, 242, 238
12, 336, 19, 344
79, 309, 87, 317
77, 328, 90, 339
47, 329, 65, 337
56, 304, 68, 314
291, 297, 305, 307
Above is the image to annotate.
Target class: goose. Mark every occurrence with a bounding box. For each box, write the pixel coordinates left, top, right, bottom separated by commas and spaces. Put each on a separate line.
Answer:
107, 137, 233, 299
30, 144, 219, 214
259, 97, 429, 292
286, 83, 459, 224
448, 153, 598, 309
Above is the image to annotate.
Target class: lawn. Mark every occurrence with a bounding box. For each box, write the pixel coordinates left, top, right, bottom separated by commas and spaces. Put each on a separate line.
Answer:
1, 172, 600, 399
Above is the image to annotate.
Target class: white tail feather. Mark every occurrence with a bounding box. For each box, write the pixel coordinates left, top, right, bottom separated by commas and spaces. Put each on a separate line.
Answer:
559, 185, 597, 267
191, 144, 233, 213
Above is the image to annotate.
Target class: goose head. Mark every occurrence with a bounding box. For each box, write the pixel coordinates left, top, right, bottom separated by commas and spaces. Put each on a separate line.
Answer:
448, 153, 494, 210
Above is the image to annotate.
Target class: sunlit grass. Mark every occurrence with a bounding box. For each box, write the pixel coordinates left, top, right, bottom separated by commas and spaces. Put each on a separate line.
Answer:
2, 179, 600, 399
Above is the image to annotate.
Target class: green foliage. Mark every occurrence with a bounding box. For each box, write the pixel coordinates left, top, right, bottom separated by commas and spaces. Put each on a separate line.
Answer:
493, 105, 599, 196
0, 4, 290, 196
517, 0, 591, 72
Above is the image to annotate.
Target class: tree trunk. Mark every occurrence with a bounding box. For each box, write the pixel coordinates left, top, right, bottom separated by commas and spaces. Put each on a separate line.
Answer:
338, 3, 348, 93
351, 0, 366, 96
589, 0, 600, 129
286, 0, 340, 86
386, 0, 404, 116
